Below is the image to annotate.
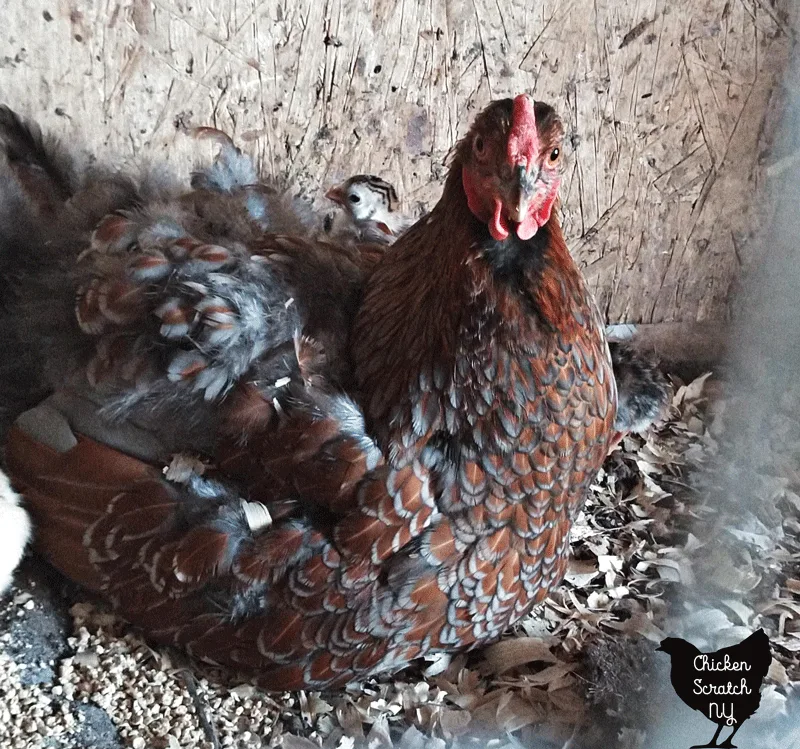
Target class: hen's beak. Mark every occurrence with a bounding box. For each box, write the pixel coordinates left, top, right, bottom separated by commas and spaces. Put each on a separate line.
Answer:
325, 186, 345, 206
503, 164, 542, 241
506, 164, 537, 223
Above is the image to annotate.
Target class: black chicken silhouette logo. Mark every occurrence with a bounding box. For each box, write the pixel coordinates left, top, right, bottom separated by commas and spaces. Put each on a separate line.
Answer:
656, 629, 771, 748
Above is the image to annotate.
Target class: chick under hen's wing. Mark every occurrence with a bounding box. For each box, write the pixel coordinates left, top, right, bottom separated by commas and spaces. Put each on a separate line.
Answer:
5, 384, 449, 689
189, 127, 317, 238
609, 341, 670, 434
606, 341, 670, 450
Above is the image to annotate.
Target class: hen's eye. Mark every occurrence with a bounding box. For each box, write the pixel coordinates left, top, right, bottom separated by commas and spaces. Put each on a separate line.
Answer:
549, 148, 560, 162
474, 135, 485, 155
349, 194, 361, 204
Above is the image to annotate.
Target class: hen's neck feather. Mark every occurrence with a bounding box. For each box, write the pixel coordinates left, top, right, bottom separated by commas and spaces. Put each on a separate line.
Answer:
367, 163, 584, 329
352, 162, 597, 460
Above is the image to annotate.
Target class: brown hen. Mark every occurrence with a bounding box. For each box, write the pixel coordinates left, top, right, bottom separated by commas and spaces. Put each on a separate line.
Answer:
4, 95, 618, 690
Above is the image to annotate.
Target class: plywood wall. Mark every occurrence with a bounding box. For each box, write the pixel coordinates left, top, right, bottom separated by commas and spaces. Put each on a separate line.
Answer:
0, 0, 791, 324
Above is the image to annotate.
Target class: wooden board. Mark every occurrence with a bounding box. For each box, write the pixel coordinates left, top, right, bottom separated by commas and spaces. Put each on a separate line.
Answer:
0, 0, 791, 324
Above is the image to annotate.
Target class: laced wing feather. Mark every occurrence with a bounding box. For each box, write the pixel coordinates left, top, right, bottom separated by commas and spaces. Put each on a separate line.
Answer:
71, 210, 384, 421
5, 384, 451, 689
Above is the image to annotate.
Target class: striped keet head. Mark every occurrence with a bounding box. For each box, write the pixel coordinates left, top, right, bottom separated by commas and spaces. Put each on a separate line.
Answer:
458, 95, 564, 242
325, 175, 400, 224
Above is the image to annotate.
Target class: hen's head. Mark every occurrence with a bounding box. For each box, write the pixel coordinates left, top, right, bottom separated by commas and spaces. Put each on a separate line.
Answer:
458, 95, 564, 241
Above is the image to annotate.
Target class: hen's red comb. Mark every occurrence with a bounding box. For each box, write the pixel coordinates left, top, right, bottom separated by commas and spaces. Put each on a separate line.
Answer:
507, 94, 539, 168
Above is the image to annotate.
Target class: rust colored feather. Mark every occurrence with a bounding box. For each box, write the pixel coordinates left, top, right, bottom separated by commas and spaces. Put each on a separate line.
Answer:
173, 527, 231, 583
234, 528, 306, 581
220, 383, 277, 435
91, 214, 136, 251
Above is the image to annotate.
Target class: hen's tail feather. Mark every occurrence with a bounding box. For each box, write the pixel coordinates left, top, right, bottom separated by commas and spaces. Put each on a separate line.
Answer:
70, 207, 384, 421
0, 105, 76, 206
0, 148, 61, 439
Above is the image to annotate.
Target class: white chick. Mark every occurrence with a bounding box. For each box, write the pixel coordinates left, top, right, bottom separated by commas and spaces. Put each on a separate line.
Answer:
0, 469, 30, 595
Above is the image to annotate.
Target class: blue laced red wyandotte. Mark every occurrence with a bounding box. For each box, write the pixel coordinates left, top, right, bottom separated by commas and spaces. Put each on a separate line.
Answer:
1, 96, 667, 690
